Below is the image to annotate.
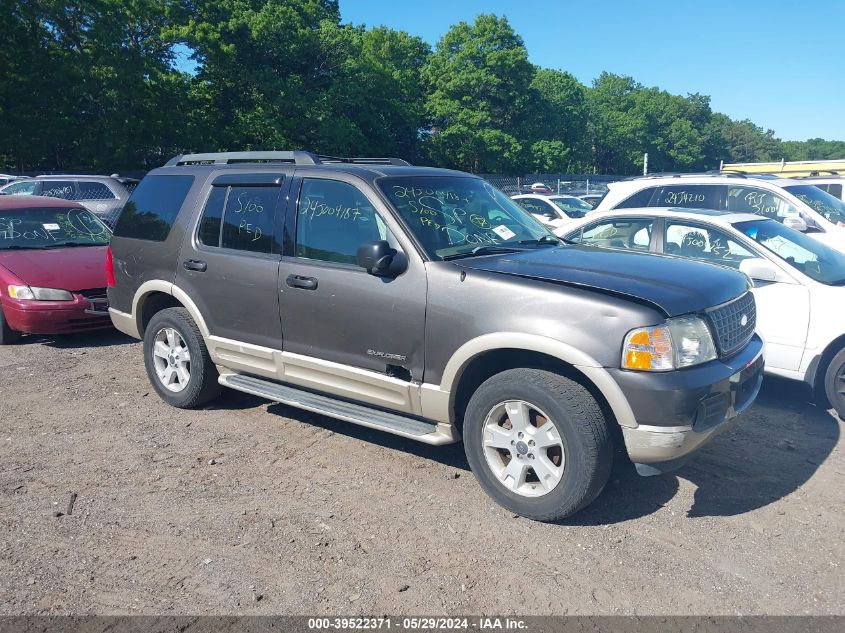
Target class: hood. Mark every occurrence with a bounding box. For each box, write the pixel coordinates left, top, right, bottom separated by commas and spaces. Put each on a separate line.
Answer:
456, 246, 750, 317
0, 245, 108, 291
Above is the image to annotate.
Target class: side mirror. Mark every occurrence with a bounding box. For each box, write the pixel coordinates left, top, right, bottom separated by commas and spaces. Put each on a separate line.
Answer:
739, 257, 779, 283
356, 240, 405, 277
783, 216, 808, 232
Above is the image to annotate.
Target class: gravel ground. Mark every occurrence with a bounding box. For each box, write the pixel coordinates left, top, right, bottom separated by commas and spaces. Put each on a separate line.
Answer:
0, 331, 843, 615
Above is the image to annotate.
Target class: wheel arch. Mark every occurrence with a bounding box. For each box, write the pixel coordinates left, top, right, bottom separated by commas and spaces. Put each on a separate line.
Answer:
433, 333, 637, 433
132, 281, 210, 339
807, 333, 845, 402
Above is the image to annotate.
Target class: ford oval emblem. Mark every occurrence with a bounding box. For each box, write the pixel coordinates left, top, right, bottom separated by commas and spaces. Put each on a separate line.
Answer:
740, 314, 748, 327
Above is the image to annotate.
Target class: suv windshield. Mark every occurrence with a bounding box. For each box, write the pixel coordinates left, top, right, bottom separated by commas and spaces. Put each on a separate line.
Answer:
783, 184, 845, 225
734, 219, 845, 285
0, 207, 111, 250
550, 196, 592, 218
379, 176, 552, 259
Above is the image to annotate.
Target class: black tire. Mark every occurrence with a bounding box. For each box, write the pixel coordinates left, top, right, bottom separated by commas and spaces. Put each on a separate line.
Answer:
0, 305, 22, 345
463, 368, 613, 522
823, 347, 845, 421
143, 307, 220, 408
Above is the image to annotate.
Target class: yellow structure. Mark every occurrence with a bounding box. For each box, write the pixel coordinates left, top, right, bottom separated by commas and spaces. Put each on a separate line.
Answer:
721, 159, 845, 178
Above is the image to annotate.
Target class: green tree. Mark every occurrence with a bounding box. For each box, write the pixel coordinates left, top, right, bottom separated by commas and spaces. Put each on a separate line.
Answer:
525, 68, 589, 172
421, 14, 533, 173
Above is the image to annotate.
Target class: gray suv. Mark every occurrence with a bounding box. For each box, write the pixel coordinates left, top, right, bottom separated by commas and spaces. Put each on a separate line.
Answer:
107, 151, 764, 521
0, 174, 133, 225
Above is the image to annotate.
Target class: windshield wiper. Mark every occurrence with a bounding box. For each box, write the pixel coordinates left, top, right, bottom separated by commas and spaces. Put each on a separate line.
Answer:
442, 245, 529, 260
518, 235, 568, 247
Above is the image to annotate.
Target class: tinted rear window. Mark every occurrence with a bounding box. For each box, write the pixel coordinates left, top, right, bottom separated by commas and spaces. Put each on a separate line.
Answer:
615, 187, 656, 209
113, 175, 194, 241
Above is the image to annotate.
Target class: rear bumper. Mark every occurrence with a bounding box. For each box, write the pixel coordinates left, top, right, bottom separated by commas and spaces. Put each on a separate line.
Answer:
2, 296, 112, 335
609, 335, 764, 472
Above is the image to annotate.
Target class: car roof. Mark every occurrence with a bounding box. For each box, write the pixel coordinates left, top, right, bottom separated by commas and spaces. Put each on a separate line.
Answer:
151, 163, 470, 180
34, 174, 118, 181
584, 206, 762, 224
0, 195, 86, 210
613, 173, 805, 188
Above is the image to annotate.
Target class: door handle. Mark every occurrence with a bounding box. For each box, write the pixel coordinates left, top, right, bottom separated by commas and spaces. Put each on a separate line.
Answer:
286, 274, 318, 290
183, 259, 207, 272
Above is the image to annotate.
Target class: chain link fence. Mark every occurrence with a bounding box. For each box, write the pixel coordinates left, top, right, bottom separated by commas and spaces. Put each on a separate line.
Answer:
481, 173, 623, 197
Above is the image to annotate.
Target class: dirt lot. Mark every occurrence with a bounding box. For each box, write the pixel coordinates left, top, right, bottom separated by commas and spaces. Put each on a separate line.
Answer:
0, 331, 843, 616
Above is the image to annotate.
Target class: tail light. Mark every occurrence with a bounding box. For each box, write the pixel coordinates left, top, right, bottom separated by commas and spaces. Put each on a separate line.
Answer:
105, 246, 115, 288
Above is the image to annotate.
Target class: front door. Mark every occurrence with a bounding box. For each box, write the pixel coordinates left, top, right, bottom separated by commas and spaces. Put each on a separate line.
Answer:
176, 172, 288, 352
278, 174, 427, 389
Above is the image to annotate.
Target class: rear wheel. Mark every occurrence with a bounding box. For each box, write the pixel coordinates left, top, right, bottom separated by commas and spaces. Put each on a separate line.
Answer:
0, 305, 21, 345
463, 368, 613, 521
823, 347, 845, 421
143, 307, 220, 408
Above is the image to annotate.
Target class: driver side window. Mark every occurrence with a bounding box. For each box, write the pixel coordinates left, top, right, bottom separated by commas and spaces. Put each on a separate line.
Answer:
296, 179, 391, 265
727, 186, 799, 223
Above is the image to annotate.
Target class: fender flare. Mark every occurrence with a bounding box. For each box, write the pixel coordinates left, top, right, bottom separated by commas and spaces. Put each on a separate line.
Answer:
431, 332, 638, 429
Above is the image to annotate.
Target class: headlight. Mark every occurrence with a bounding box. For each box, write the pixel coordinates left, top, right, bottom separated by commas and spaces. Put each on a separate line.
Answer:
8, 285, 74, 301
622, 315, 717, 371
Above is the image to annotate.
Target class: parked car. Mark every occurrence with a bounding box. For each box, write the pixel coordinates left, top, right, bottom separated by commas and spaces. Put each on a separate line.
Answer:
511, 193, 593, 229
596, 173, 845, 253
561, 206, 845, 419
0, 174, 133, 226
577, 193, 606, 208
108, 151, 762, 521
0, 196, 113, 344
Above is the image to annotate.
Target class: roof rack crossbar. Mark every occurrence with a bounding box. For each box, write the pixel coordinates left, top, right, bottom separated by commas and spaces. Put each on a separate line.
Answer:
165, 151, 411, 167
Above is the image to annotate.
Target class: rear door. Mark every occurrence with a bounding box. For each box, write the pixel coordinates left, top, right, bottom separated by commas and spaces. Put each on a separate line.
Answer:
175, 172, 289, 350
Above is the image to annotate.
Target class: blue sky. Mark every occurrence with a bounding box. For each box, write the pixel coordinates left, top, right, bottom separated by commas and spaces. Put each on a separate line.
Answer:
340, 0, 844, 142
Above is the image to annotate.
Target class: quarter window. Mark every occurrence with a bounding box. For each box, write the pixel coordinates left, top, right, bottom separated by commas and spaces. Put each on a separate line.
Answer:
113, 175, 195, 241
77, 181, 117, 200
664, 221, 754, 268
615, 187, 657, 209
570, 218, 654, 251
296, 179, 389, 265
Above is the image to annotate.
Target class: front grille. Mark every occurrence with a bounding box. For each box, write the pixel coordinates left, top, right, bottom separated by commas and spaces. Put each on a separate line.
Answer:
706, 292, 756, 358
78, 288, 107, 300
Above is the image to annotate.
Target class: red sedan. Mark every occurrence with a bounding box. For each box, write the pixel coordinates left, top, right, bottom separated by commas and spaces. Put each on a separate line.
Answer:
0, 196, 113, 344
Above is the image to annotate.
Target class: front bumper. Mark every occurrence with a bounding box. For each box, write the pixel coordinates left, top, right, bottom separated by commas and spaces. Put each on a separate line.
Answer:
2, 295, 112, 335
609, 335, 764, 473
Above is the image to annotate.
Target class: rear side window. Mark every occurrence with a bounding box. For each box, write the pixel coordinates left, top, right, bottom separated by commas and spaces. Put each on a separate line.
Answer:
615, 187, 656, 209
41, 181, 76, 199
653, 185, 721, 209
113, 175, 194, 241
197, 185, 281, 254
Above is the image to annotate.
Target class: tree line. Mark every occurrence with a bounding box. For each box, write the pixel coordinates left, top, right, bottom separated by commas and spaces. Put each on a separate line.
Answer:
2, 0, 843, 175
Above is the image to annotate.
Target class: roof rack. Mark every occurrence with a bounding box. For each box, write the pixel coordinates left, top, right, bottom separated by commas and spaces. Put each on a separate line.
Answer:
626, 171, 748, 181
164, 151, 411, 167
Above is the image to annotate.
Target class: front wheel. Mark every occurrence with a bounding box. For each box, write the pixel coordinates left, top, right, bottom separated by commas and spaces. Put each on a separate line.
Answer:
823, 347, 845, 421
463, 368, 613, 522
143, 307, 220, 408
0, 305, 21, 345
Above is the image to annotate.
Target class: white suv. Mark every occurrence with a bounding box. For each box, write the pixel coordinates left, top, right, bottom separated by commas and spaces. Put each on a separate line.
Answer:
596, 174, 845, 253
561, 206, 845, 419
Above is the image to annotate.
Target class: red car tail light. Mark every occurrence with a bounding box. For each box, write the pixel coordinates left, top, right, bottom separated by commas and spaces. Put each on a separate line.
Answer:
106, 246, 115, 288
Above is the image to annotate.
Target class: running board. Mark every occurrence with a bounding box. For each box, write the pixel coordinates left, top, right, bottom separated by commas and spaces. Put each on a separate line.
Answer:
219, 374, 456, 445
